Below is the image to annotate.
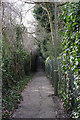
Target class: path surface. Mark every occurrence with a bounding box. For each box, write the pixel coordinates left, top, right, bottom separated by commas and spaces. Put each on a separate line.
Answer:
12, 69, 68, 118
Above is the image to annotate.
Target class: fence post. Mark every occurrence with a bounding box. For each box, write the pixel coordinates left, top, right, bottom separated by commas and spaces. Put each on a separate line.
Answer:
58, 58, 62, 94
52, 60, 54, 86
54, 2, 58, 96
64, 74, 67, 93
68, 69, 75, 109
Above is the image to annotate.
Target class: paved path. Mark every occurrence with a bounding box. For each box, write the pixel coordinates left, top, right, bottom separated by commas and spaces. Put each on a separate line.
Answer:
12, 69, 68, 118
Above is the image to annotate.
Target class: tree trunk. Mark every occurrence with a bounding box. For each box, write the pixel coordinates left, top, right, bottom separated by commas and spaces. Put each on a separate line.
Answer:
45, 3, 54, 46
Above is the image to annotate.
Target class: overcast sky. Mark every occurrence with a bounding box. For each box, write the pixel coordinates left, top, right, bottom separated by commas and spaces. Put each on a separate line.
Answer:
15, 1, 36, 30
22, 3, 36, 33
2, 0, 36, 31
22, 4, 36, 29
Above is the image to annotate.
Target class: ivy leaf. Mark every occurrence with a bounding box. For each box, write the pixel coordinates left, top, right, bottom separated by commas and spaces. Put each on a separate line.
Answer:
72, 22, 77, 26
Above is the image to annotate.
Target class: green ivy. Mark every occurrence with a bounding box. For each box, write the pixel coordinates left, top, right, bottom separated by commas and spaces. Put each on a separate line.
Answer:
45, 2, 80, 118
58, 2, 80, 118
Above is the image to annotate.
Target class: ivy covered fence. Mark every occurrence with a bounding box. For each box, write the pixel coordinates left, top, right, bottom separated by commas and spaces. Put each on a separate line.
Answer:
45, 2, 80, 118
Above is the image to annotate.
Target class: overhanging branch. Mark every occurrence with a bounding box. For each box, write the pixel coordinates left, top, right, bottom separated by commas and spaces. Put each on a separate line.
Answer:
24, 1, 68, 7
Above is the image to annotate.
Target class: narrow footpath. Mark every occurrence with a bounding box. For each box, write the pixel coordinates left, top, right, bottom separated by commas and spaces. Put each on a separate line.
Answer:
12, 69, 68, 118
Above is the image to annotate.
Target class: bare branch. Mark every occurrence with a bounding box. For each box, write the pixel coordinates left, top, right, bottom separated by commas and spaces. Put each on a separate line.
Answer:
24, 1, 68, 7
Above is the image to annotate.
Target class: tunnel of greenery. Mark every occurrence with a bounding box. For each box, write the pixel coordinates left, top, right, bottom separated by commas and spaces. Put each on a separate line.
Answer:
33, 2, 80, 119
2, 1, 80, 119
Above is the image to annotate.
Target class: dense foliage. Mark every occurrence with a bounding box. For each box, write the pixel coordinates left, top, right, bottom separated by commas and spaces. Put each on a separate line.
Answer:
2, 1, 80, 119
58, 2, 80, 118
2, 24, 30, 89
33, 4, 58, 59
45, 2, 80, 118
33, 4, 54, 32
2, 24, 31, 118
2, 75, 33, 118
2, 2, 37, 119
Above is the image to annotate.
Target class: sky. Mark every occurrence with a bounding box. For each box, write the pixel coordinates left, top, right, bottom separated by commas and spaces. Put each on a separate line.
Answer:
2, 0, 36, 31
2, 0, 79, 32
22, 3, 36, 33
22, 4, 36, 29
